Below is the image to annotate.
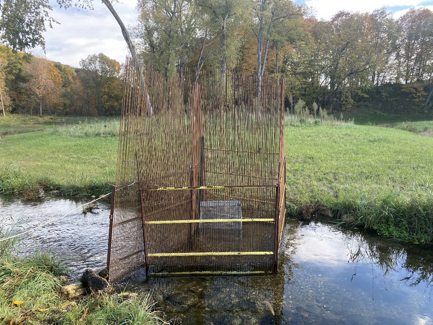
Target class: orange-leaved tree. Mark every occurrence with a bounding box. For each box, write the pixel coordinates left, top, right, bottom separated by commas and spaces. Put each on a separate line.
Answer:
23, 56, 63, 116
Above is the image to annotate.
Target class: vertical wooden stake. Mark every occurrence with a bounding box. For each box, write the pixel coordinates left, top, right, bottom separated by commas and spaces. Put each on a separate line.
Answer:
189, 168, 194, 244
274, 180, 280, 273
198, 136, 205, 209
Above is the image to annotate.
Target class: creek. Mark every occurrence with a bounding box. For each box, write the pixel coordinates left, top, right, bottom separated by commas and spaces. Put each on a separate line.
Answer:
1, 196, 432, 324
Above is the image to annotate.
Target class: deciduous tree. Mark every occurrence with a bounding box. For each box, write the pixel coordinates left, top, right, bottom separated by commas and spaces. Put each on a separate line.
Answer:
252, 0, 298, 113
135, 0, 195, 78
0, 57, 8, 116
79, 53, 121, 116
312, 12, 375, 110
23, 56, 63, 116
396, 8, 433, 84
196, 0, 250, 75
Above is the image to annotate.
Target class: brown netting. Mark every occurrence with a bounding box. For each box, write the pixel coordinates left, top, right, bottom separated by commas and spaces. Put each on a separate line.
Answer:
107, 58, 286, 282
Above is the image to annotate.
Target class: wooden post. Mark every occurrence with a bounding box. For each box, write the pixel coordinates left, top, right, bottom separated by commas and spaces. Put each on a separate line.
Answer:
278, 76, 286, 244
274, 181, 280, 273
281, 157, 287, 242
189, 168, 194, 244
191, 83, 202, 237
198, 136, 205, 211
274, 75, 286, 273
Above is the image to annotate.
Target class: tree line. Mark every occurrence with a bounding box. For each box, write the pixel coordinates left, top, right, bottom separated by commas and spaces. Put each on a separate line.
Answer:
0, 0, 432, 116
133, 1, 433, 113
0, 48, 123, 116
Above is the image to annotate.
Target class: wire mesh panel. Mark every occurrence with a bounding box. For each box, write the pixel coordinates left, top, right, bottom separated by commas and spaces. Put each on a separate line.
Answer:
200, 201, 242, 230
107, 184, 144, 282
107, 59, 286, 281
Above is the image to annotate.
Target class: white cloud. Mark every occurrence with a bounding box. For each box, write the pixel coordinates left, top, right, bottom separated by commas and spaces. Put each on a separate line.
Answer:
393, 5, 433, 19
293, 226, 350, 267
304, 0, 427, 20
31, 0, 138, 68
33, 0, 432, 67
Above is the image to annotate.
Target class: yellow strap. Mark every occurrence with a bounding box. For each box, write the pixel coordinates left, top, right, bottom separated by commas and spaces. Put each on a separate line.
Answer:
152, 270, 267, 276
148, 251, 274, 257
145, 185, 276, 191
145, 218, 274, 225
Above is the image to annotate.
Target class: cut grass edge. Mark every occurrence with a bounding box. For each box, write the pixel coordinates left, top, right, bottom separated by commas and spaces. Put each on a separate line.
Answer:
286, 192, 433, 245
0, 166, 113, 199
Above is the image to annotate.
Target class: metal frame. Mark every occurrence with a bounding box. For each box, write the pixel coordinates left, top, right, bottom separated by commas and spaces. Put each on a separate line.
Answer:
107, 61, 286, 281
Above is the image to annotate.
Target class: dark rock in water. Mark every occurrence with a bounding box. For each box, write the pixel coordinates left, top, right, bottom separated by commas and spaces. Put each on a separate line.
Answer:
295, 204, 318, 220
294, 204, 334, 220
98, 268, 108, 279
82, 202, 99, 214
318, 208, 333, 218
81, 269, 113, 294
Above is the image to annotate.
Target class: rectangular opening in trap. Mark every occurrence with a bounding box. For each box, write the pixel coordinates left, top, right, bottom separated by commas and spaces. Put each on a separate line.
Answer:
200, 200, 242, 230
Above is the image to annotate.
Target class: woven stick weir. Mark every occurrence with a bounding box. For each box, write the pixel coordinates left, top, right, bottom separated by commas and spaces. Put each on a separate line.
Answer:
107, 60, 286, 281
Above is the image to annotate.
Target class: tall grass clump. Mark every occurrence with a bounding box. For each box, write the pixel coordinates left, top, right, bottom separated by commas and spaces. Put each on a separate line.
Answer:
53, 118, 120, 137
286, 99, 353, 127
0, 166, 51, 198
0, 227, 18, 259
0, 236, 165, 324
327, 192, 433, 244
65, 294, 164, 325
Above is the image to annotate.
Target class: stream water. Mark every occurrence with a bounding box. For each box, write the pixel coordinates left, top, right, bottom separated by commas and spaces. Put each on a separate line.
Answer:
1, 196, 432, 324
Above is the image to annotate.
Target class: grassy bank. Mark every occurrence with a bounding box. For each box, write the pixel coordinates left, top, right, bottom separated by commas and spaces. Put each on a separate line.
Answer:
1, 114, 433, 244
285, 116, 433, 244
392, 120, 433, 137
0, 117, 119, 198
0, 234, 164, 324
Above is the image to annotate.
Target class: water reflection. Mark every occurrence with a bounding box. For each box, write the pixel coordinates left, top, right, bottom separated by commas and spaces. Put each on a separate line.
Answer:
278, 220, 433, 324
131, 220, 433, 324
346, 231, 433, 291
0, 195, 110, 278
1, 196, 432, 324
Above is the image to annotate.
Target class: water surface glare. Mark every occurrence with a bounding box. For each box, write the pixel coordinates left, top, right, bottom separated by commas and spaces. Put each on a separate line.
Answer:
0, 196, 110, 276
1, 196, 432, 324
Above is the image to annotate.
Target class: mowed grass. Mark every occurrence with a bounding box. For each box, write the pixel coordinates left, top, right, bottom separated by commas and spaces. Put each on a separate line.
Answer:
0, 115, 62, 136
0, 116, 119, 197
1, 114, 433, 243
285, 121, 433, 243
285, 122, 433, 204
0, 115, 119, 137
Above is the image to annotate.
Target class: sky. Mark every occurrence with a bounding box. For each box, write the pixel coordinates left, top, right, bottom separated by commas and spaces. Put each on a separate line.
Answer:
34, 0, 433, 68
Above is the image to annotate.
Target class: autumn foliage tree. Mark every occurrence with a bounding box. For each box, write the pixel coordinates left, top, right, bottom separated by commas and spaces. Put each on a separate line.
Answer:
0, 43, 123, 116
0, 57, 9, 116
1, 0, 433, 116
23, 56, 63, 116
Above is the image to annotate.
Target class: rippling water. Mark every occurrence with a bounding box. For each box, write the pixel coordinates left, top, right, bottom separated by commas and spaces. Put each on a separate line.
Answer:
0, 195, 110, 276
1, 196, 432, 324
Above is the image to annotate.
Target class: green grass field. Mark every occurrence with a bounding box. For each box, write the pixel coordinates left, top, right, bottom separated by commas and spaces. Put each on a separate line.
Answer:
0, 117, 119, 197
284, 120, 433, 243
0, 114, 432, 243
